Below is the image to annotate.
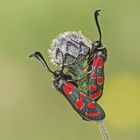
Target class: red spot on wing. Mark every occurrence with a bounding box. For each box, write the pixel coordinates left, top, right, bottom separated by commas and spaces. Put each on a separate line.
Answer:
65, 81, 75, 90
86, 111, 101, 117
97, 77, 103, 84
63, 81, 75, 95
88, 102, 96, 109
91, 72, 97, 79
75, 99, 84, 110
92, 55, 104, 68
97, 57, 104, 67
89, 90, 102, 100
89, 85, 97, 91
80, 92, 85, 99
63, 86, 72, 95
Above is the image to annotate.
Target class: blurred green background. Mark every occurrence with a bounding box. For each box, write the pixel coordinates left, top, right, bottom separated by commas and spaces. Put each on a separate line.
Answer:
0, 0, 140, 139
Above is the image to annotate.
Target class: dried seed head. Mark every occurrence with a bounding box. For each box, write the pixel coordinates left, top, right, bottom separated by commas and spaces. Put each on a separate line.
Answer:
49, 31, 91, 67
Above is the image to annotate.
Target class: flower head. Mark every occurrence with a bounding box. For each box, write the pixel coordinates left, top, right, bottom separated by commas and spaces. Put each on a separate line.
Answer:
49, 31, 91, 67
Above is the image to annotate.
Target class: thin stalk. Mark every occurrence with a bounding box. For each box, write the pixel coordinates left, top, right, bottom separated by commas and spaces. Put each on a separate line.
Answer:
97, 120, 110, 140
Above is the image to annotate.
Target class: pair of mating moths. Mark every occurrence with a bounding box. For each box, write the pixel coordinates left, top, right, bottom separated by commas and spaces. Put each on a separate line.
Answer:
30, 10, 107, 121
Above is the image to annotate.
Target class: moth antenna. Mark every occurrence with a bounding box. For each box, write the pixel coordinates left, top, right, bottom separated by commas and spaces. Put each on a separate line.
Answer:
29, 51, 54, 75
94, 9, 102, 42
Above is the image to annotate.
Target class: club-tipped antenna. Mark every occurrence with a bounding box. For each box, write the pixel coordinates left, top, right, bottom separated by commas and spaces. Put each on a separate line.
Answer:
29, 51, 54, 75
94, 9, 102, 43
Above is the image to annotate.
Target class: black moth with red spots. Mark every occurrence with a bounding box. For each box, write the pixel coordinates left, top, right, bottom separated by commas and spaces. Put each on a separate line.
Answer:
29, 10, 107, 121
87, 10, 107, 102
87, 42, 107, 102
30, 51, 105, 121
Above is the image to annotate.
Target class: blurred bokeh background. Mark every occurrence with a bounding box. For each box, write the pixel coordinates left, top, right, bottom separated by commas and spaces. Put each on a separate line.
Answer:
0, 0, 140, 139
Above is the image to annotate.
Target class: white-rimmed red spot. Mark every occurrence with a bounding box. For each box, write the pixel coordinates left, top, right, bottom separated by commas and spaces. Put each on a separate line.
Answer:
86, 111, 101, 117
75, 99, 84, 110
89, 85, 97, 91
88, 102, 95, 109
97, 77, 103, 84
65, 81, 75, 90
97, 57, 104, 67
89, 90, 102, 100
63, 86, 72, 95
63, 81, 75, 95
91, 72, 97, 79
92, 56, 104, 68
79, 92, 85, 99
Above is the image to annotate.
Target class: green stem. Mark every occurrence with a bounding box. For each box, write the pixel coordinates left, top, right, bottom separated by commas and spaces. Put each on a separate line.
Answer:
97, 121, 110, 140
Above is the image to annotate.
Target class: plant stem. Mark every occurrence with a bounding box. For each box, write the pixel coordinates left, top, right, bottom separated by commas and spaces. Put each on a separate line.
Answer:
97, 120, 110, 140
